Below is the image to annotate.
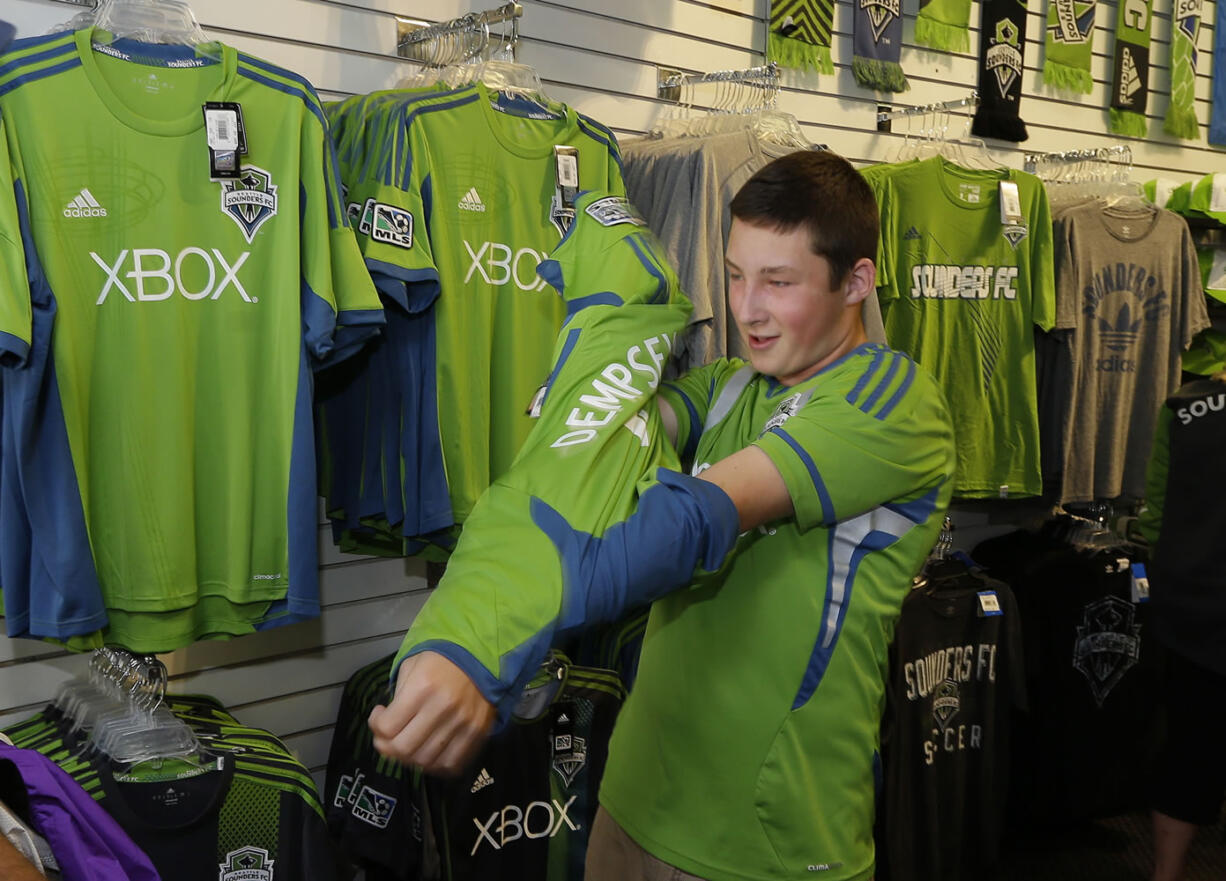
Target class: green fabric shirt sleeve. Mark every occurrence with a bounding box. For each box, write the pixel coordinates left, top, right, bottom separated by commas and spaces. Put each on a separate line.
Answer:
1137, 403, 1171, 547
1027, 175, 1057, 333
0, 117, 31, 364
753, 355, 955, 531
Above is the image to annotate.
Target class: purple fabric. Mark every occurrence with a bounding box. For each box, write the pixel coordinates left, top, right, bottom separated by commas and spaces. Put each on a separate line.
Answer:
0, 744, 161, 881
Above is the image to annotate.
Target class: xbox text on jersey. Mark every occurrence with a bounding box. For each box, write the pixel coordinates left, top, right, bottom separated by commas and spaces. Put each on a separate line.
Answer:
91, 248, 254, 304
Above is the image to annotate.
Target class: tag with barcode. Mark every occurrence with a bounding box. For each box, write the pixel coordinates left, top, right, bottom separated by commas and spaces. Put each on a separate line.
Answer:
978, 590, 1003, 616
205, 108, 239, 151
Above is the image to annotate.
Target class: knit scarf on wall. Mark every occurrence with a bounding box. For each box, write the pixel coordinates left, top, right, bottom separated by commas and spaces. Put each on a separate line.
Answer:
852, 0, 909, 91
1043, 0, 1097, 92
1163, 0, 1203, 139
769, 0, 835, 75
1109, 0, 1153, 136
1212, 0, 1226, 144
916, 0, 972, 52
972, 0, 1030, 141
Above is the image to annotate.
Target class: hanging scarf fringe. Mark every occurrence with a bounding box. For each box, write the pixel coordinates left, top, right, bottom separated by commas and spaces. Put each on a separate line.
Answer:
768, 32, 834, 74
852, 57, 910, 92
915, 15, 971, 53
1110, 107, 1148, 137
1163, 106, 1200, 140
1042, 60, 1094, 94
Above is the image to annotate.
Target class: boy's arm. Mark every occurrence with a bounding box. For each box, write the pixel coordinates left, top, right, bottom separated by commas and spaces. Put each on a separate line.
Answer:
368, 444, 793, 774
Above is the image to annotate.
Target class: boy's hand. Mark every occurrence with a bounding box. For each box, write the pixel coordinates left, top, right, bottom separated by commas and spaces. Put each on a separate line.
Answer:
368, 651, 496, 776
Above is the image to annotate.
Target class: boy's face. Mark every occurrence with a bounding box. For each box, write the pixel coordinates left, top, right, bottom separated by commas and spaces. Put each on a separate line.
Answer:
726, 218, 859, 386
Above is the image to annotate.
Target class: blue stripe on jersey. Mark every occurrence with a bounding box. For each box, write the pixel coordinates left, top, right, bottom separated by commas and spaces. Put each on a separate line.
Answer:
0, 57, 82, 99
257, 343, 322, 629
403, 91, 480, 132
875, 356, 917, 420
577, 114, 624, 176
537, 258, 566, 295
883, 484, 942, 524
236, 52, 324, 115
0, 39, 76, 80
322, 132, 348, 230
235, 66, 327, 132
301, 273, 338, 366
845, 347, 887, 406
772, 427, 835, 525
0, 330, 29, 366
363, 261, 439, 313
541, 327, 582, 407
421, 172, 434, 230
1, 181, 107, 639
858, 351, 902, 416
791, 506, 918, 709
625, 235, 668, 304
565, 292, 624, 320
663, 383, 702, 464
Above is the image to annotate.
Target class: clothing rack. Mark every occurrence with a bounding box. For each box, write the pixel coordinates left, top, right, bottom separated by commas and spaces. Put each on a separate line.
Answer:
1022, 145, 1132, 179
875, 91, 978, 132
397, 2, 523, 63
656, 62, 780, 109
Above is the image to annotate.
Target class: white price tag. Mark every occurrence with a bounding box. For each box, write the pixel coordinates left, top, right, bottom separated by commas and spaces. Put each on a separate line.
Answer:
978, 590, 1003, 616
205, 108, 239, 151
999, 181, 1022, 224
556, 152, 579, 188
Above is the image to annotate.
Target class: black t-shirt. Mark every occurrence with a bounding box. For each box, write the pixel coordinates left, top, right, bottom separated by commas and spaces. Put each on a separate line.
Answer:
878, 564, 1026, 881
974, 530, 1163, 825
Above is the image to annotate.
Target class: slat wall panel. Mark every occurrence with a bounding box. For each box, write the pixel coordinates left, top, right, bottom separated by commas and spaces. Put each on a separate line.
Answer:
2, 0, 1222, 785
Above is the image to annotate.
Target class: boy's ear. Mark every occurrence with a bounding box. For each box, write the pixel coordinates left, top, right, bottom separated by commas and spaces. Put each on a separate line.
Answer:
842, 257, 876, 307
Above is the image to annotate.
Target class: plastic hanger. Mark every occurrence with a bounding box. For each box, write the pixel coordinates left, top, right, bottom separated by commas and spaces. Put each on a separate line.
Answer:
70, 0, 210, 46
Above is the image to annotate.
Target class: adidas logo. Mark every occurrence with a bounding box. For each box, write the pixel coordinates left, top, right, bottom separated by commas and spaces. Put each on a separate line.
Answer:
458, 187, 486, 212
557, 713, 570, 724
1097, 303, 1143, 352
470, 768, 495, 793
903, 226, 921, 241
1120, 48, 1142, 102
63, 188, 108, 218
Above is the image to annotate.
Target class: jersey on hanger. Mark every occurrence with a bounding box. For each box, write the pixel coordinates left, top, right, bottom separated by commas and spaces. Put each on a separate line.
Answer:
0, 28, 383, 647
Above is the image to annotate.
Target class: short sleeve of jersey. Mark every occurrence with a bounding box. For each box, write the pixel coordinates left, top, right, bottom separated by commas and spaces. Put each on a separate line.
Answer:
860, 164, 895, 293
753, 356, 954, 532
0, 117, 31, 364
1025, 176, 1057, 333
299, 90, 384, 367
658, 358, 742, 463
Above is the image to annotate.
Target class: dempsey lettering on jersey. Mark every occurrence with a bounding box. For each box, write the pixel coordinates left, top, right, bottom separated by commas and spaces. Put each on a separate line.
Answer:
550, 334, 673, 448
219, 846, 275, 881
218, 165, 278, 243
91, 248, 254, 304
910, 265, 1018, 300
470, 796, 580, 856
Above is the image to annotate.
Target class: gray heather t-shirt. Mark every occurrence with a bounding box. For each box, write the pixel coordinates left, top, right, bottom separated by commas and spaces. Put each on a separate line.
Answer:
624, 132, 886, 372
1054, 203, 1210, 502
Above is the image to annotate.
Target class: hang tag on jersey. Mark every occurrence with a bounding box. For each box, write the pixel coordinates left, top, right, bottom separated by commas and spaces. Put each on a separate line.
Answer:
1130, 562, 1150, 603
203, 102, 248, 180
998, 181, 1023, 225
554, 145, 579, 210
527, 383, 547, 418
977, 590, 1003, 617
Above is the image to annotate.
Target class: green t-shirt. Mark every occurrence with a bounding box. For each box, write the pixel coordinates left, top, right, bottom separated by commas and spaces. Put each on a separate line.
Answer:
599, 347, 954, 881
0, 28, 382, 646
344, 83, 628, 531
876, 156, 1055, 498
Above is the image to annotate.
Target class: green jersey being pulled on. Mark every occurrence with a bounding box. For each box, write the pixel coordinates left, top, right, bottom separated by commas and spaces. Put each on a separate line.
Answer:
393, 191, 691, 713
0, 28, 383, 648
602, 349, 955, 881
876, 156, 1055, 497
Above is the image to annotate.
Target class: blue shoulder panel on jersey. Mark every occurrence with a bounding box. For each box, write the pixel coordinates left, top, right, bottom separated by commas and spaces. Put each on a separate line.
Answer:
541, 327, 582, 407
883, 484, 942, 524
236, 52, 325, 116
875, 356, 917, 421
576, 114, 624, 176
0, 331, 28, 366
0, 36, 76, 79
235, 66, 327, 132
858, 351, 903, 416
564, 292, 624, 320
845, 347, 888, 407
0, 57, 82, 99
771, 427, 836, 526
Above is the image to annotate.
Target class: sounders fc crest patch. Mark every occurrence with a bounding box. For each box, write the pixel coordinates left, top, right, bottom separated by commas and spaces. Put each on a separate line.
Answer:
219, 846, 275, 881
584, 196, 647, 228
218, 165, 278, 243
1002, 222, 1028, 249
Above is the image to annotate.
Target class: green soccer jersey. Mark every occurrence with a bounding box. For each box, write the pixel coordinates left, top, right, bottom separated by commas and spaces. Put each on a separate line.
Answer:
347, 83, 627, 529
876, 156, 1055, 498
0, 29, 383, 646
392, 191, 691, 713
599, 348, 955, 881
